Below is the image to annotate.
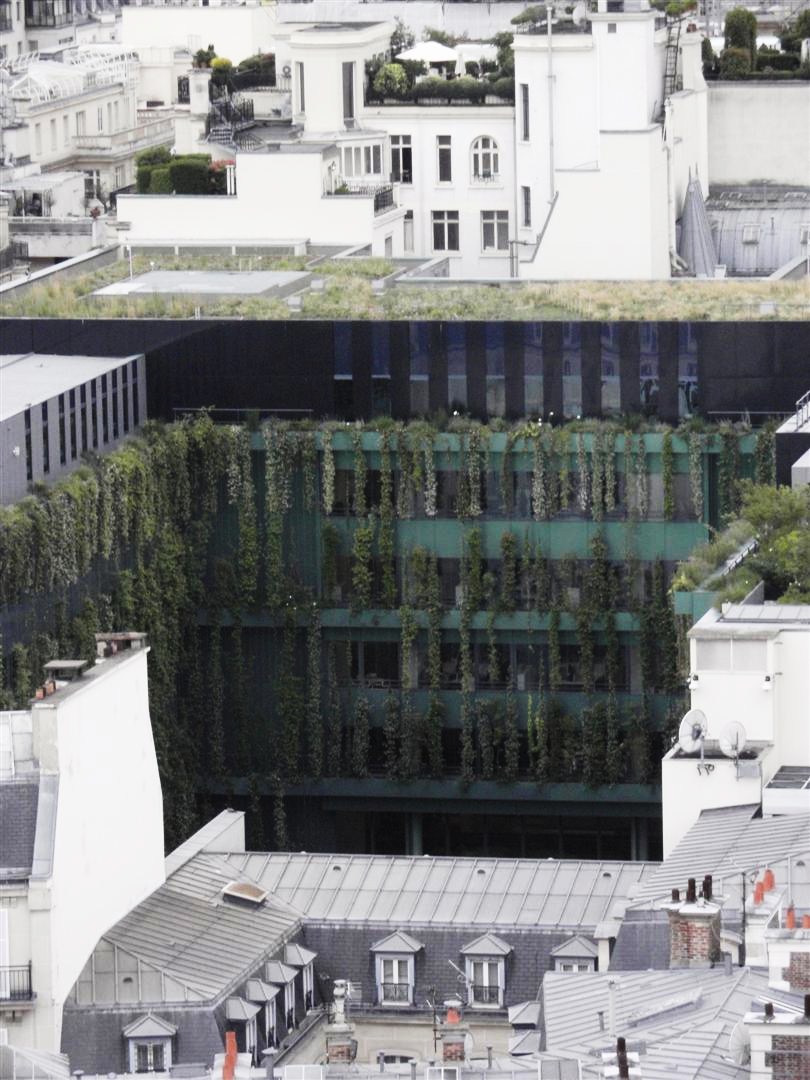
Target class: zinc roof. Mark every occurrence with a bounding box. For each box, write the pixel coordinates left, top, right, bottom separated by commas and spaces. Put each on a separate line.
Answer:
543, 966, 802, 1077
100, 853, 301, 1001
223, 853, 658, 930
633, 805, 810, 905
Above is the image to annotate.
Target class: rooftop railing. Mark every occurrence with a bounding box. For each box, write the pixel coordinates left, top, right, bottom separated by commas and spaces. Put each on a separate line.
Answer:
0, 964, 34, 1003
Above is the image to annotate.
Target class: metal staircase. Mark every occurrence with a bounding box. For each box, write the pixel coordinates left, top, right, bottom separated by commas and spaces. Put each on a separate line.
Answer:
205, 94, 256, 148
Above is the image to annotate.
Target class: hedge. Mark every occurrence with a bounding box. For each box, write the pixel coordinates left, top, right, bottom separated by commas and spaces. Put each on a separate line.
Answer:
169, 159, 211, 195
150, 166, 173, 194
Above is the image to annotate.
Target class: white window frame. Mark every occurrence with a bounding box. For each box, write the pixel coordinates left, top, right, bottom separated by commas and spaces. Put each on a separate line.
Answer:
432, 210, 459, 252
471, 136, 499, 181
465, 957, 504, 1008
437, 134, 452, 184
303, 962, 314, 1010
376, 954, 414, 1005
391, 135, 413, 184
556, 959, 594, 973
129, 1038, 172, 1073
481, 210, 509, 252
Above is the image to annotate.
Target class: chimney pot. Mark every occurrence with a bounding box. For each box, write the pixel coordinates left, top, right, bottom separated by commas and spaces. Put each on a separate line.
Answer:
804, 994, 810, 1021
671, 888, 680, 902
616, 1037, 627, 1054
787, 906, 796, 930
803, 914, 810, 930
687, 878, 697, 903
754, 881, 765, 905
702, 874, 712, 900
763, 868, 775, 892
765, 1003, 774, 1021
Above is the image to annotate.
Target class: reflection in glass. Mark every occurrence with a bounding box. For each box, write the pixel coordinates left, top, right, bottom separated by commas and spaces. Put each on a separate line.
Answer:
562, 323, 582, 418
447, 324, 467, 410
524, 324, 543, 417
678, 324, 699, 417
410, 324, 430, 415
485, 323, 505, 418
600, 325, 621, 415
639, 323, 659, 415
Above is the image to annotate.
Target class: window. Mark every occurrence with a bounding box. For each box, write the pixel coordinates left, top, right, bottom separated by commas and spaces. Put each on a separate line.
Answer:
24, 409, 32, 483
112, 369, 119, 439
447, 324, 467, 410
122, 364, 130, 434
372, 324, 391, 416
131, 360, 140, 426
521, 83, 530, 140
391, 135, 412, 184
409, 323, 430, 415
284, 982, 295, 1030
114, 100, 119, 129
432, 210, 459, 251
472, 136, 499, 180
524, 324, 543, 416
91, 380, 98, 448
377, 957, 413, 1005
302, 963, 314, 1011
466, 959, 503, 1007
485, 324, 505, 418
678, 323, 698, 417
107, 102, 112, 131
639, 322, 660, 415
34, 123, 41, 154
58, 393, 66, 465
742, 224, 760, 245
403, 209, 414, 252
558, 961, 594, 972
62, 114, 69, 144
296, 61, 305, 113
101, 374, 109, 443
80, 385, 88, 451
562, 322, 582, 418
481, 210, 509, 251
342, 61, 355, 121
76, 110, 85, 136
437, 134, 452, 183
600, 324, 620, 415
522, 185, 532, 227
97, 106, 103, 131
49, 118, 56, 150
364, 145, 372, 174
115, 164, 125, 189
133, 1042, 167, 1073
69, 388, 77, 459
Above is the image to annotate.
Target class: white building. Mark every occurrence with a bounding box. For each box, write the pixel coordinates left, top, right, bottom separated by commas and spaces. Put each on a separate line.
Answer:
116, 3, 709, 280
662, 598, 810, 857
0, 634, 164, 1053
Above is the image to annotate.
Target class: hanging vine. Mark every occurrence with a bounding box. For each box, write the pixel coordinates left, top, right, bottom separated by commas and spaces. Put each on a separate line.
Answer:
378, 430, 397, 609
662, 429, 675, 521
556, 428, 571, 511
321, 427, 336, 515
351, 695, 370, 778
754, 423, 776, 486
500, 531, 518, 613
576, 433, 590, 516
325, 642, 343, 777
548, 607, 562, 692
604, 430, 616, 514
591, 430, 605, 523
350, 517, 375, 613
688, 431, 704, 521
352, 427, 368, 517
531, 435, 548, 520
306, 609, 323, 779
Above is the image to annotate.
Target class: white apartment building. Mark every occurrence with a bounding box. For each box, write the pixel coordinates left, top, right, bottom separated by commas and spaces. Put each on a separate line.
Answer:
0, 48, 173, 204
0, 634, 165, 1053
118, 3, 708, 279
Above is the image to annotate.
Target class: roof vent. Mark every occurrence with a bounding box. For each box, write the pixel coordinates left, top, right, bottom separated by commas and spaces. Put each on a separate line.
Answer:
221, 881, 268, 907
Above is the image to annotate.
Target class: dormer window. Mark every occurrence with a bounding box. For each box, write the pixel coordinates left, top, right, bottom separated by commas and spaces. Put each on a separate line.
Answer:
550, 935, 598, 972
371, 931, 423, 1006
461, 933, 511, 1008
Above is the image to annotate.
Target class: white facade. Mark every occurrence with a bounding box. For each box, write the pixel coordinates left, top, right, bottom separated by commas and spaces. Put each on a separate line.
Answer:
115, 6, 709, 279
121, 4, 277, 67
0, 640, 165, 1052
662, 602, 810, 857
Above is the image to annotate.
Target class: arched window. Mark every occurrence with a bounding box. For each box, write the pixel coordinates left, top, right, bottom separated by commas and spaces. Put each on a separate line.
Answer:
471, 136, 499, 181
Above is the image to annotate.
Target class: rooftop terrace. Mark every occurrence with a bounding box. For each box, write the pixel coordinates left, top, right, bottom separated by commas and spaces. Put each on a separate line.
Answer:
2, 252, 810, 321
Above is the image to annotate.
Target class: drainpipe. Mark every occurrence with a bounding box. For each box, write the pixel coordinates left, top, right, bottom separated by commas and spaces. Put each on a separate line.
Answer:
546, 2, 556, 203
663, 97, 679, 273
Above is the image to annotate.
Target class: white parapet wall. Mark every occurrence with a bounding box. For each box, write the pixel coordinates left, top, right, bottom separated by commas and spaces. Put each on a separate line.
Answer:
708, 82, 810, 187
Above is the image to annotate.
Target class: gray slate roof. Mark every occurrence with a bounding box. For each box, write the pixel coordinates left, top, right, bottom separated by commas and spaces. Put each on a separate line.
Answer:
705, 185, 810, 276
542, 966, 803, 1079
0, 780, 39, 879
99, 853, 302, 1001
678, 177, 717, 278
223, 853, 658, 930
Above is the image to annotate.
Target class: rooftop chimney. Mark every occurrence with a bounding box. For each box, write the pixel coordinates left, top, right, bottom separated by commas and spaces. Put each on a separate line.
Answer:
441, 998, 467, 1064
601, 1035, 641, 1078
664, 880, 722, 969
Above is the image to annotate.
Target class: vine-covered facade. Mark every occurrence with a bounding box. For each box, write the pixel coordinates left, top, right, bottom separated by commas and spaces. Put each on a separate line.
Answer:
0, 417, 771, 860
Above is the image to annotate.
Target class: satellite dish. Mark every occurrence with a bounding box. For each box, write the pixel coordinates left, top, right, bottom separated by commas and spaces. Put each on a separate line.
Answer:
728, 1019, 751, 1066
678, 708, 708, 754
719, 721, 747, 759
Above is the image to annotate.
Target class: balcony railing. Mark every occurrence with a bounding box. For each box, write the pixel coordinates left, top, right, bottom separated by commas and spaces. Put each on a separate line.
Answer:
73, 117, 174, 156
324, 182, 396, 216
380, 983, 410, 1003
25, 0, 72, 26
469, 985, 500, 1005
0, 964, 34, 1003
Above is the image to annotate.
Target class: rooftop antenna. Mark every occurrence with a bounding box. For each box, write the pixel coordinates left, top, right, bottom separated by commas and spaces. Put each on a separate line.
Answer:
678, 707, 708, 764
728, 1019, 751, 1066
719, 721, 747, 761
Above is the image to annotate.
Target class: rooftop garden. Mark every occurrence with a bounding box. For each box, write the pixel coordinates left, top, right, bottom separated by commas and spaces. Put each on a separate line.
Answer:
703, 6, 810, 79
2, 253, 810, 320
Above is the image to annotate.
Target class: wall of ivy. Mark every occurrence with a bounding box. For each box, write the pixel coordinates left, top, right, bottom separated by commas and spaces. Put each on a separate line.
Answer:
0, 416, 773, 851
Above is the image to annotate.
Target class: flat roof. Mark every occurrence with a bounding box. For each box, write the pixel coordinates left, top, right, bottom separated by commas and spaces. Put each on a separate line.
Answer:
94, 269, 311, 299
0, 353, 140, 422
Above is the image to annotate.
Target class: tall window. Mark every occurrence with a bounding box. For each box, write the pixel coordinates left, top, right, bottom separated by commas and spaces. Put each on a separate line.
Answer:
112, 368, 119, 439
522, 185, 532, 227
437, 134, 452, 182
131, 361, 140, 427
296, 61, 305, 113
600, 324, 621, 415
34, 123, 41, 154
24, 408, 32, 483
639, 323, 659, 414
334, 323, 353, 416
521, 83, 530, 140
409, 324, 430, 415
447, 324, 467, 410
485, 324, 505, 418
342, 61, 355, 121
391, 135, 412, 183
122, 364, 130, 434
376, 957, 413, 1005
471, 136, 499, 180
481, 210, 509, 251
91, 380, 99, 448
524, 324, 543, 416
562, 323, 582, 418
432, 210, 459, 252
76, 110, 85, 136
466, 959, 504, 1007
678, 324, 699, 417
371, 324, 391, 416
403, 209, 414, 252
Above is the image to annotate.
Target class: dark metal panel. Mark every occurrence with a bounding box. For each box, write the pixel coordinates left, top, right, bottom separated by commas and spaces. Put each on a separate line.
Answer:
656, 322, 679, 423
465, 322, 486, 419
389, 322, 411, 419
542, 322, 563, 420
619, 323, 641, 415
580, 323, 601, 417
504, 322, 524, 418
428, 322, 447, 415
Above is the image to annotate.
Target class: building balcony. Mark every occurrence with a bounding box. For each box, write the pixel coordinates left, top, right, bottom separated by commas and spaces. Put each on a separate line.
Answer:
25, 0, 72, 27
324, 181, 397, 217
0, 965, 35, 1008
73, 117, 174, 159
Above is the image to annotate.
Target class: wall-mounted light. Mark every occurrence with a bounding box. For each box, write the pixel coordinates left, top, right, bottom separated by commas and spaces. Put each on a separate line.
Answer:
762, 675, 772, 691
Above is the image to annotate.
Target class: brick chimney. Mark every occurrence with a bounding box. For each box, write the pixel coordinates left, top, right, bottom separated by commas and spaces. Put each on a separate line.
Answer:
766, 928, 810, 994
441, 998, 467, 1064
664, 878, 722, 969
745, 994, 810, 1080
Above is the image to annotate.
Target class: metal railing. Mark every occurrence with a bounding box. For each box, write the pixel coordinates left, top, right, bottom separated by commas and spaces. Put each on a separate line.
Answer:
73, 117, 174, 154
380, 983, 410, 1003
796, 389, 810, 429
0, 964, 34, 1002
469, 985, 500, 1005
373, 185, 395, 215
